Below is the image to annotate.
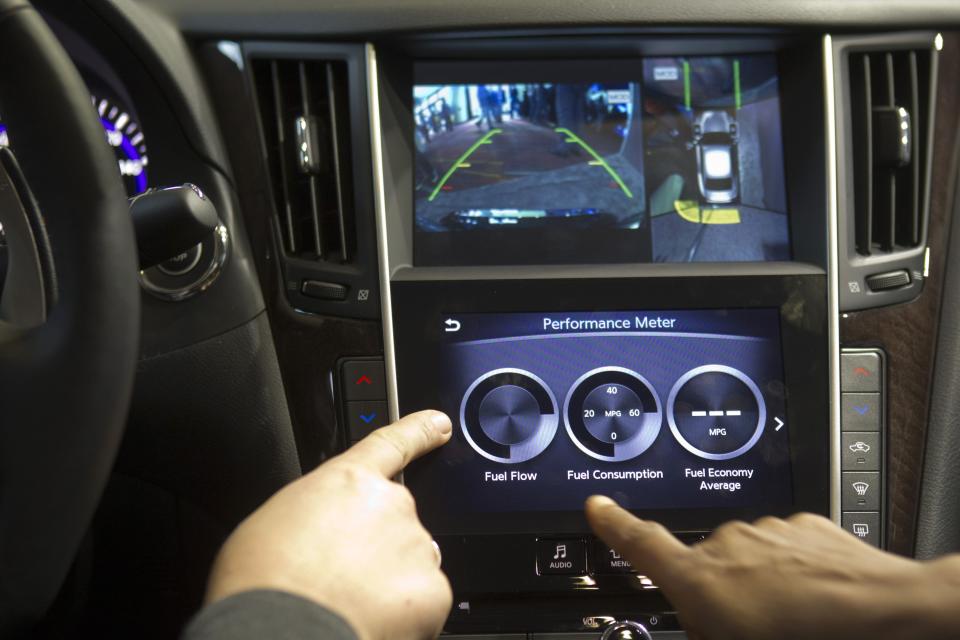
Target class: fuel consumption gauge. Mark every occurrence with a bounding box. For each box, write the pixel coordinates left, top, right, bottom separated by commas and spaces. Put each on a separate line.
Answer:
563, 367, 663, 462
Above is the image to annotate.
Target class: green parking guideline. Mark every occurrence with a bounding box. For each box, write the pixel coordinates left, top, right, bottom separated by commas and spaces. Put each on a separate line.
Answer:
428, 128, 503, 202
733, 59, 741, 110
554, 127, 633, 199
683, 60, 691, 110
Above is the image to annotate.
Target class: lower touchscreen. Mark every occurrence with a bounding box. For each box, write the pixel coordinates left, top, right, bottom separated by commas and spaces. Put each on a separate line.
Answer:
404, 308, 792, 534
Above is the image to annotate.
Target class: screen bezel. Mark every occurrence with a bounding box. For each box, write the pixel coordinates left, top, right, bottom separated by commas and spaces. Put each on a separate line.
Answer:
393, 272, 830, 535
411, 55, 792, 267
373, 33, 827, 275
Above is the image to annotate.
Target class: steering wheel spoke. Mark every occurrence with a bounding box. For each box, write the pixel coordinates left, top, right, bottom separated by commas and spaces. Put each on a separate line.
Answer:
0, 147, 51, 328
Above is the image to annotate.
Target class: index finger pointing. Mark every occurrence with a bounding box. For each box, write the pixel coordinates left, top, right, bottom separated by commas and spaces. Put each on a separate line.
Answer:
339, 410, 453, 478
586, 495, 691, 590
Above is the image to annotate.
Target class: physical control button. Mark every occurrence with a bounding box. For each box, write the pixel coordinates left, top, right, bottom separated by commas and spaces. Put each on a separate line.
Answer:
842, 432, 881, 471
595, 541, 635, 574
157, 243, 203, 276
536, 539, 587, 575
563, 367, 662, 462
842, 471, 881, 511
841, 352, 882, 392
599, 621, 653, 640
462, 369, 559, 464
342, 360, 386, 401
667, 365, 766, 461
866, 269, 911, 292
302, 280, 348, 301
841, 393, 881, 431
346, 400, 388, 442
842, 511, 881, 547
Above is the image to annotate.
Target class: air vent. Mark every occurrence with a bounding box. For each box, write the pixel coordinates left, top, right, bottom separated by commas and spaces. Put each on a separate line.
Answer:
243, 43, 379, 320
252, 58, 355, 263
834, 33, 939, 312
848, 48, 932, 255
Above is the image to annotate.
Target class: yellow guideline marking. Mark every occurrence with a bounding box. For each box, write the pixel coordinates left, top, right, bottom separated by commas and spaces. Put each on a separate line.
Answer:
459, 163, 472, 168
674, 200, 741, 225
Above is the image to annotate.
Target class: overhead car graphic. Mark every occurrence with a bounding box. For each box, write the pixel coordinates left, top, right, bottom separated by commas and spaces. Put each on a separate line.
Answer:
692, 110, 739, 204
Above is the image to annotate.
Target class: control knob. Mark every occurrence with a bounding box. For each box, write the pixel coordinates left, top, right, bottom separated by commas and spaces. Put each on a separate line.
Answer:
599, 620, 653, 640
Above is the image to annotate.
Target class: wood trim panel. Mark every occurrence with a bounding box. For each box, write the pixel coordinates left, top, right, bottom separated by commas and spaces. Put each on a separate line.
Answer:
840, 32, 960, 556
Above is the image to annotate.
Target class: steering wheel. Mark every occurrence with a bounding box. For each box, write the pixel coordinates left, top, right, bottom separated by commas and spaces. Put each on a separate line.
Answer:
0, 0, 139, 634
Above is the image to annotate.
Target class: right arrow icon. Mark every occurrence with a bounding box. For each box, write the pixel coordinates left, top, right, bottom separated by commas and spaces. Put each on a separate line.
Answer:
774, 417, 785, 431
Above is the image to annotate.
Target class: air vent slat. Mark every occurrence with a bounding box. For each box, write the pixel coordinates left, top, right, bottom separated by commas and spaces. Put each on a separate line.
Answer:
850, 53, 874, 255
906, 51, 921, 246
252, 56, 356, 265
269, 61, 298, 254
298, 61, 324, 258
325, 62, 349, 262
874, 53, 896, 251
848, 44, 933, 257
891, 51, 920, 247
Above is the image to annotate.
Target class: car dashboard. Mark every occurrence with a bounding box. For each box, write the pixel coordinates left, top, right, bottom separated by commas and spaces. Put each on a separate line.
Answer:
13, 1, 960, 638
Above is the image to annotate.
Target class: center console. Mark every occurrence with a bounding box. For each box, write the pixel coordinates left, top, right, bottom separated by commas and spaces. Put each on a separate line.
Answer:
371, 33, 834, 636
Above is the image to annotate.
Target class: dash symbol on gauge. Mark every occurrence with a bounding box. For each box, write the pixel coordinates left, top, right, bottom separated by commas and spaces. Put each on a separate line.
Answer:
564, 367, 663, 462
460, 368, 559, 464
667, 364, 767, 461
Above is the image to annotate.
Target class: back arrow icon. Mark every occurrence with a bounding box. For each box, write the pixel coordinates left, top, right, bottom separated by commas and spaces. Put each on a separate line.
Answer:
444, 319, 461, 332
774, 417, 784, 431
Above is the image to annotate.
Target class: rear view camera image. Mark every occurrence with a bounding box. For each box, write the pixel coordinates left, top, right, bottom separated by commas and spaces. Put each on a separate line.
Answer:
413, 78, 651, 265
641, 55, 789, 261
412, 55, 791, 265
415, 82, 645, 233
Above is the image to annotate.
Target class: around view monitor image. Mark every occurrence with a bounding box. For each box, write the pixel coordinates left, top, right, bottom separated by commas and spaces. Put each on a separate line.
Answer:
412, 55, 791, 265
640, 55, 789, 262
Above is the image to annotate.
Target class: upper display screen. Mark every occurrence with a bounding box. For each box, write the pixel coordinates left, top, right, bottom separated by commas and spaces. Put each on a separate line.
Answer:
413, 55, 790, 265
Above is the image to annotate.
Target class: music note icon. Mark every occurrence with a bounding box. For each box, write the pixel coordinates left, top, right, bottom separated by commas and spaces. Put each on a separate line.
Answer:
553, 544, 567, 560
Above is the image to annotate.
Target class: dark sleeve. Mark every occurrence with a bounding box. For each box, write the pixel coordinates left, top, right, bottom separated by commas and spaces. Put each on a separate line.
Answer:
181, 590, 359, 640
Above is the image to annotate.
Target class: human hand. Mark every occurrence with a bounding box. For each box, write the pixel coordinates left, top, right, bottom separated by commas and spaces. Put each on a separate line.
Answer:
206, 410, 454, 640
586, 496, 960, 640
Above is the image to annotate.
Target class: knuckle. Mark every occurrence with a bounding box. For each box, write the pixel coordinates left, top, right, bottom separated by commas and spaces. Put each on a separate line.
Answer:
787, 512, 827, 528
392, 483, 417, 510
437, 572, 453, 606
713, 519, 751, 539
416, 526, 434, 549
326, 461, 364, 484
753, 516, 785, 529
413, 413, 437, 448
371, 429, 410, 466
